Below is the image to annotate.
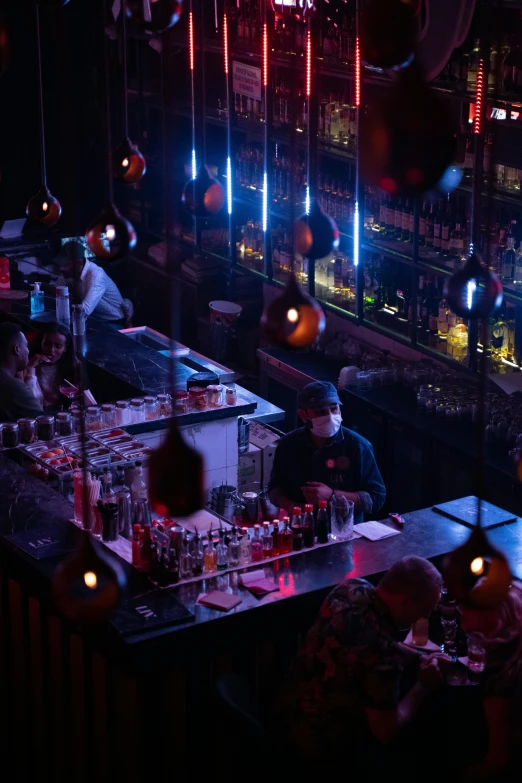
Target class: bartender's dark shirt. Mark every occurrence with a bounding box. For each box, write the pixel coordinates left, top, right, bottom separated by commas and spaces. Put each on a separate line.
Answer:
281, 578, 411, 766
0, 367, 43, 421
268, 425, 385, 524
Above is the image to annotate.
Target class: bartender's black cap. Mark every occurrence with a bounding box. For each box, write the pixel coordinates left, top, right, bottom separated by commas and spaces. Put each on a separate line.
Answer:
298, 381, 341, 411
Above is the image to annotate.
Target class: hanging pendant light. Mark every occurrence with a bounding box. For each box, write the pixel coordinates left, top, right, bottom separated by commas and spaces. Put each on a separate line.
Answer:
86, 0, 136, 260
360, 62, 457, 196
261, 272, 325, 349
113, 8, 146, 185
148, 423, 204, 517
86, 203, 137, 260
360, 0, 419, 71
182, 164, 224, 217
125, 0, 183, 33
295, 199, 340, 261
26, 3, 62, 228
446, 253, 503, 320
52, 535, 125, 623
443, 525, 512, 609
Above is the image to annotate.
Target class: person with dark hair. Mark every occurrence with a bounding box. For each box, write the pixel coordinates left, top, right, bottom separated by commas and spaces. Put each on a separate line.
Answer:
0, 322, 43, 421
54, 239, 133, 325
268, 381, 385, 523
25, 322, 76, 409
281, 557, 447, 774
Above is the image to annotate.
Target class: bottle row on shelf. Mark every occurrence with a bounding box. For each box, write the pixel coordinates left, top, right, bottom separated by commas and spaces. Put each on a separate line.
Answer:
133, 503, 332, 585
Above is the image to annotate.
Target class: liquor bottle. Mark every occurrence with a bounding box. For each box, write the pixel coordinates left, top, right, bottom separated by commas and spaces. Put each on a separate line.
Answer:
386, 197, 396, 237
302, 504, 315, 547
114, 466, 129, 494
140, 525, 152, 573
204, 530, 217, 573
379, 193, 388, 235
449, 220, 464, 265
280, 518, 293, 554
216, 529, 229, 571
425, 202, 435, 248
290, 507, 303, 551
239, 527, 252, 565
514, 246, 522, 287
251, 524, 264, 562
158, 542, 169, 587
150, 536, 160, 581
101, 468, 116, 505
131, 461, 148, 501
502, 236, 516, 283
262, 521, 273, 558
180, 534, 193, 579
132, 523, 141, 567
227, 526, 240, 567
419, 277, 431, 334
315, 499, 329, 544
491, 309, 509, 359
167, 548, 179, 585
271, 520, 280, 556
433, 201, 443, 253
429, 279, 440, 335
441, 199, 452, 256
192, 531, 204, 576
418, 201, 427, 246
402, 199, 412, 242
437, 294, 450, 337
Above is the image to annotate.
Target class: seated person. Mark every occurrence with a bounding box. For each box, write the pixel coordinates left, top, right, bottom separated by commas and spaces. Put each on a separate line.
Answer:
54, 239, 134, 325
280, 557, 445, 775
458, 584, 522, 779
268, 381, 386, 523
25, 322, 76, 409
0, 322, 43, 421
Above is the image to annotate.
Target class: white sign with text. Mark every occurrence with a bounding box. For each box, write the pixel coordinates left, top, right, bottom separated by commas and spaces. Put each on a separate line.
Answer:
232, 61, 262, 101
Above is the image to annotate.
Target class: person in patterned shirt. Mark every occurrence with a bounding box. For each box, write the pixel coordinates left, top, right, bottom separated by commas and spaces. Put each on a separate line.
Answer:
281, 556, 446, 775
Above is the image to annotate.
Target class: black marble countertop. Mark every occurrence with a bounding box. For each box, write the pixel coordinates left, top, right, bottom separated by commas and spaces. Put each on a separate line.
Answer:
257, 347, 518, 483
2, 453, 521, 668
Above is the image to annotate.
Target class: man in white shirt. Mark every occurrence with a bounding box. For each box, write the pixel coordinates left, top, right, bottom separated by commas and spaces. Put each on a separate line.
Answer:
54, 240, 134, 325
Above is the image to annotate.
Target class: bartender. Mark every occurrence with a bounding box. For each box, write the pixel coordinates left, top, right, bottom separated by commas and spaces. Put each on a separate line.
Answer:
268, 382, 386, 524
54, 240, 134, 326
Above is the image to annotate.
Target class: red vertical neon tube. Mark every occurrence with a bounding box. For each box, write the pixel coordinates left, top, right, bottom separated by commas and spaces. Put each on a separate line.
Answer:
355, 37, 361, 107
189, 11, 194, 72
306, 26, 311, 96
474, 58, 484, 135
223, 14, 229, 75
263, 23, 268, 87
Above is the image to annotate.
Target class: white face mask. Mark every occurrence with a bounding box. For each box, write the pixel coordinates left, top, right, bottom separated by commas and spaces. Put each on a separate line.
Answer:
309, 412, 342, 439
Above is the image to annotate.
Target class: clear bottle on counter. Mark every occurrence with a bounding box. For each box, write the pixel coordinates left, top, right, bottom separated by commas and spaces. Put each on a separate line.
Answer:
36, 415, 54, 441
158, 393, 173, 417
100, 403, 116, 429
180, 534, 193, 579
115, 400, 131, 426
130, 398, 145, 423
204, 530, 217, 573
130, 461, 148, 501
225, 386, 237, 405
85, 406, 101, 432
251, 524, 264, 562
18, 417, 36, 444
188, 387, 207, 411
228, 526, 240, 566
280, 518, 292, 554
192, 531, 204, 576
71, 410, 82, 435
101, 468, 116, 504
55, 285, 70, 327
55, 411, 73, 438
206, 385, 224, 407
143, 396, 158, 421
271, 520, 280, 556
216, 529, 229, 571
114, 466, 129, 494
2, 422, 19, 448
262, 521, 273, 558
239, 527, 252, 565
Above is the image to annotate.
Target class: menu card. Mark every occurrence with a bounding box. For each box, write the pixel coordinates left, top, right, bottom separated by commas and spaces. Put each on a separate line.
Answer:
239, 569, 279, 596
353, 521, 402, 542
196, 591, 242, 611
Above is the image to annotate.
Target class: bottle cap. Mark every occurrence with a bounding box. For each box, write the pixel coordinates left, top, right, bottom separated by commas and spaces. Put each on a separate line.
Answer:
263, 520, 270, 527
254, 523, 260, 530
293, 506, 302, 515
241, 527, 249, 534
304, 504, 314, 512
133, 524, 141, 533
55, 285, 69, 297
318, 500, 328, 508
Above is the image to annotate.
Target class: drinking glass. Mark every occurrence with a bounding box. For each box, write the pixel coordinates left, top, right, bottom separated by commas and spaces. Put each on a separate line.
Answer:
440, 589, 458, 658
71, 304, 86, 336
330, 497, 354, 541
467, 635, 486, 673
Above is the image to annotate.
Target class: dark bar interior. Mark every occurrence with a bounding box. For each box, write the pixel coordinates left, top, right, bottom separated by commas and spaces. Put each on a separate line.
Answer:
0, 0, 522, 780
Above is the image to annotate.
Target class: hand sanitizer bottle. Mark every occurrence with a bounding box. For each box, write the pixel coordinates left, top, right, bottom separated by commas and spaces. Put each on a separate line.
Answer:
31, 282, 44, 315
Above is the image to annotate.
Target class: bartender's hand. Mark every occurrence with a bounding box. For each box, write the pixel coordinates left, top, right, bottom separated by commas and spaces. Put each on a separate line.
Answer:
301, 482, 333, 504
26, 354, 51, 372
